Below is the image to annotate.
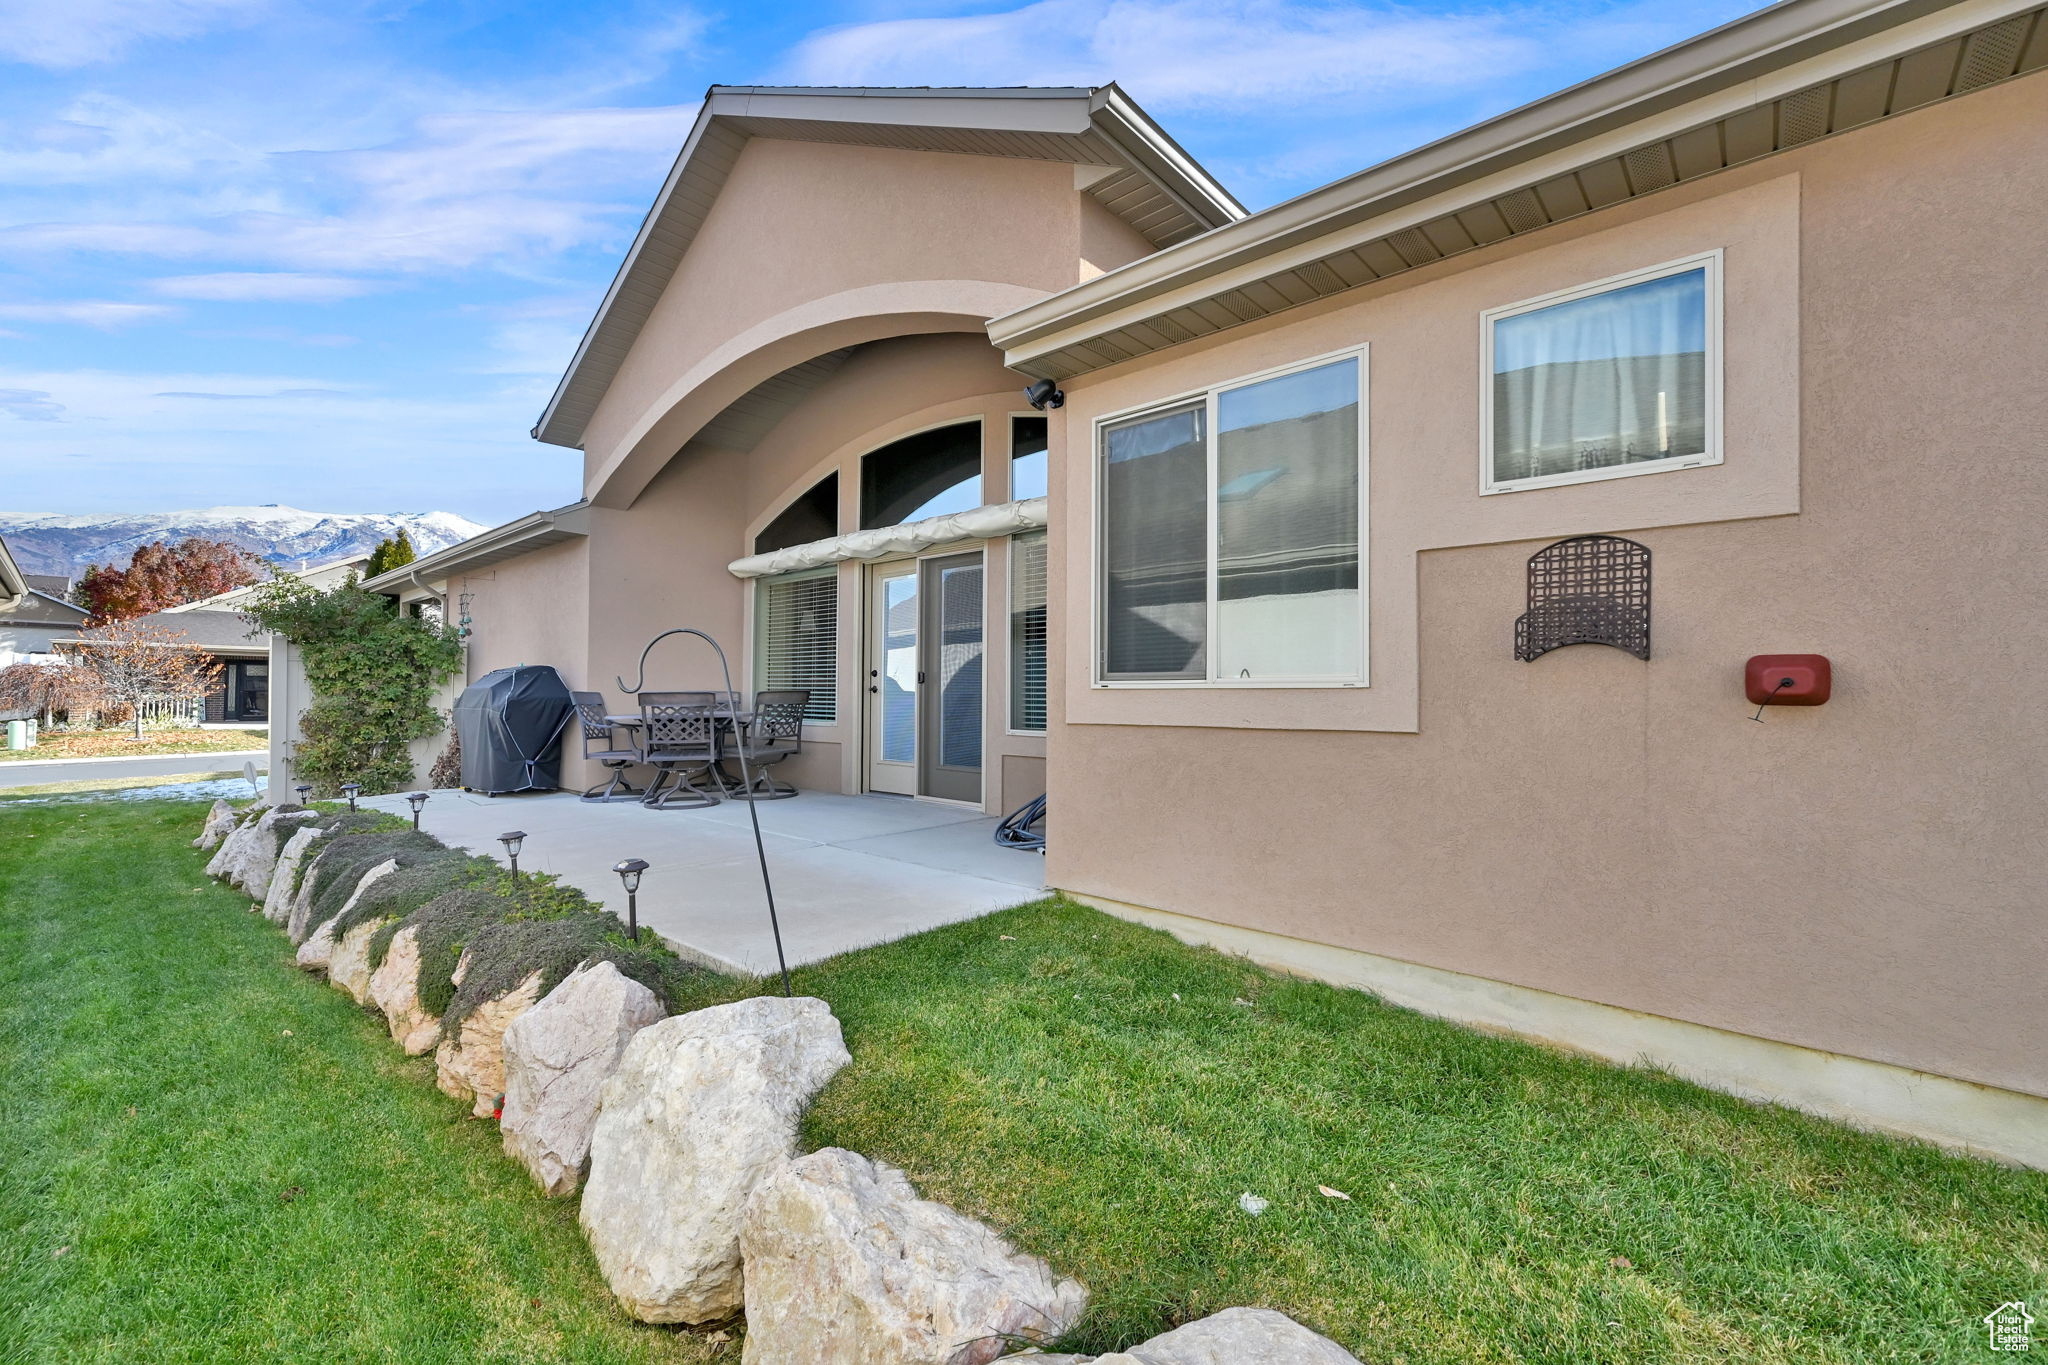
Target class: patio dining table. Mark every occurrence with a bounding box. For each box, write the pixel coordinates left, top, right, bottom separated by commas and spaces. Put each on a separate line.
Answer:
607, 708, 761, 802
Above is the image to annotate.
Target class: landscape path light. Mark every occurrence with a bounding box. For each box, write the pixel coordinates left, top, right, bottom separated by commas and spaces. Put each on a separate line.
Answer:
405, 792, 429, 829
339, 782, 360, 812
294, 783, 313, 806
498, 830, 527, 877
613, 858, 650, 942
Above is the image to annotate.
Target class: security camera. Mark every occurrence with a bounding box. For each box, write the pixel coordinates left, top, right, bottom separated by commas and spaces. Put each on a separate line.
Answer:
1024, 378, 1065, 411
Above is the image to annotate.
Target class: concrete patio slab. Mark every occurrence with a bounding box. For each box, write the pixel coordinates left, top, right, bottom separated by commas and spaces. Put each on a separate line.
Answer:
361, 788, 1044, 975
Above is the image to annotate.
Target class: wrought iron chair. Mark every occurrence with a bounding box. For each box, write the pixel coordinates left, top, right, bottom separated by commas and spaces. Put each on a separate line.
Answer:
637, 691, 722, 809
725, 689, 809, 801
571, 690, 643, 802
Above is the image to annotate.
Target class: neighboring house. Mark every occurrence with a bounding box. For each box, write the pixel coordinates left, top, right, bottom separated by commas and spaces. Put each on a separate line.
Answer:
0, 566, 91, 667
280, 0, 2048, 1162
163, 552, 371, 615
58, 610, 271, 724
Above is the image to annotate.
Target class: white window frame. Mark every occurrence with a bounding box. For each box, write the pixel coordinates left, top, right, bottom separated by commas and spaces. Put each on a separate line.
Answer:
1007, 529, 1048, 735
1091, 344, 1370, 690
1479, 249, 1723, 496
752, 566, 839, 725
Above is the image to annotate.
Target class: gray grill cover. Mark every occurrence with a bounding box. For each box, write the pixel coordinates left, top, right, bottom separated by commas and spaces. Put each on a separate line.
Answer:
452, 665, 573, 795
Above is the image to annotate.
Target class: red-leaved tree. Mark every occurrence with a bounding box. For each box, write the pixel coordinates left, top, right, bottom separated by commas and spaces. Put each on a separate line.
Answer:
78, 538, 265, 621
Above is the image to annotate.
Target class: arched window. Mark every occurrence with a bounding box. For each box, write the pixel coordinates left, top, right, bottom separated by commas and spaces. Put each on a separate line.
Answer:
859, 421, 982, 530
755, 472, 838, 555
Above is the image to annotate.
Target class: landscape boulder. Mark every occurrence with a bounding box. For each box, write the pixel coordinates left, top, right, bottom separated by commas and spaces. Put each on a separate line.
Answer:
368, 925, 443, 1055
434, 959, 544, 1118
994, 1308, 1361, 1364
740, 1147, 1087, 1365
579, 995, 850, 1324
294, 857, 396, 975
203, 807, 265, 885
194, 799, 237, 850
500, 960, 664, 1196
262, 826, 323, 924
208, 807, 313, 900
285, 844, 337, 945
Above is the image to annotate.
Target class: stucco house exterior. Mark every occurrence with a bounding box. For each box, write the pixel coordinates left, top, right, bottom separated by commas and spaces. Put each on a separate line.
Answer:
275, 0, 2048, 1163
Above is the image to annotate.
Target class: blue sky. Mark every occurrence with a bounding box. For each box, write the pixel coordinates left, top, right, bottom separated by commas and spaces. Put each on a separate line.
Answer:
0, 0, 1760, 527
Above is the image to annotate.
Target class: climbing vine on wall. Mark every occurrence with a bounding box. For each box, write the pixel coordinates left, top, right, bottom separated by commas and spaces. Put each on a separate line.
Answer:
244, 576, 464, 796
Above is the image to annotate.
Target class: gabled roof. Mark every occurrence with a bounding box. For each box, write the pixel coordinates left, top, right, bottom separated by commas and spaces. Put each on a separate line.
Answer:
992, 0, 2048, 378
57, 609, 267, 654
533, 85, 1244, 450
0, 588, 90, 627
22, 573, 71, 597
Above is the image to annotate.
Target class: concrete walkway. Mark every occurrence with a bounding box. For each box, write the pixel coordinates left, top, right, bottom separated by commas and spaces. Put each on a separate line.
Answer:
360, 788, 1045, 975
0, 750, 266, 789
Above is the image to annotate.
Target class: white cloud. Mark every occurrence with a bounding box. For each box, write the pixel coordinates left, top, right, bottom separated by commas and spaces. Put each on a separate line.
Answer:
3, 102, 700, 273
0, 300, 177, 327
0, 388, 64, 420
783, 0, 1723, 112
150, 272, 372, 302
0, 0, 266, 69
0, 365, 566, 518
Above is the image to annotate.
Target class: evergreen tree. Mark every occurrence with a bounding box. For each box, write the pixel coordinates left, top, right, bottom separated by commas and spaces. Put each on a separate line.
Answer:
366, 530, 418, 578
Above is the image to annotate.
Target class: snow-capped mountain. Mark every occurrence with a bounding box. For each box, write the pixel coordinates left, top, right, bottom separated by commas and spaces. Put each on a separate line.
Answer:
0, 506, 490, 580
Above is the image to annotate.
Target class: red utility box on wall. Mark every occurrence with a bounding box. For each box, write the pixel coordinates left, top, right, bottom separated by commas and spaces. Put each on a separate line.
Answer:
1745, 655, 1832, 706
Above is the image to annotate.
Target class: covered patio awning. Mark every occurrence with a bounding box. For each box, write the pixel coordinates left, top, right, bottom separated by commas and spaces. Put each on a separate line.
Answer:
726, 496, 1047, 579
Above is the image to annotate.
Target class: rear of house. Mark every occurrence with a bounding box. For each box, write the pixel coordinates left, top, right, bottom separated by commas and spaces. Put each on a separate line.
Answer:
277, 0, 2048, 1164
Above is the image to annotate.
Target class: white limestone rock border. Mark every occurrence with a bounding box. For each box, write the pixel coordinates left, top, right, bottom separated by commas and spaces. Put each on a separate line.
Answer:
994, 1307, 1363, 1364
739, 1146, 1087, 1365
500, 960, 663, 1196
579, 995, 850, 1325
194, 799, 237, 850
294, 857, 397, 975
434, 957, 545, 1119
368, 925, 444, 1055
262, 826, 324, 924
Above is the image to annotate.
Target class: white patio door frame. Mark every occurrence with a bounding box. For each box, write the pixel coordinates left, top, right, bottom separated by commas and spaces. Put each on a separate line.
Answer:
861, 545, 988, 806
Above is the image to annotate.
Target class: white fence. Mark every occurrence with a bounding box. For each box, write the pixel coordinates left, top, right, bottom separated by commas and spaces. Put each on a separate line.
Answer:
136, 695, 206, 726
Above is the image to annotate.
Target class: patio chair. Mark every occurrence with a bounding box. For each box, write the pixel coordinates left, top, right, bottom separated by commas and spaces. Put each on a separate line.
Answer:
724, 689, 809, 801
638, 691, 723, 809
571, 690, 642, 802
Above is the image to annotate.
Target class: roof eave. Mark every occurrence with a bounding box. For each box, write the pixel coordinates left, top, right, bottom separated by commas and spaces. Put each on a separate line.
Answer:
360, 502, 591, 593
989, 0, 2000, 361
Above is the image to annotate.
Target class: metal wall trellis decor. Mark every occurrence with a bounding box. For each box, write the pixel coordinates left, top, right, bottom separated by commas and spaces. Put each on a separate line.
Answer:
1514, 534, 1651, 662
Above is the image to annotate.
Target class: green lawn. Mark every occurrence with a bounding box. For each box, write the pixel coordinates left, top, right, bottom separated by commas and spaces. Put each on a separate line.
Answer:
4, 799, 2044, 1364
0, 800, 722, 1365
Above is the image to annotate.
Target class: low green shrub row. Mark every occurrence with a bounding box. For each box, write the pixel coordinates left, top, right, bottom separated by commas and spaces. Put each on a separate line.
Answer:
277, 808, 703, 1030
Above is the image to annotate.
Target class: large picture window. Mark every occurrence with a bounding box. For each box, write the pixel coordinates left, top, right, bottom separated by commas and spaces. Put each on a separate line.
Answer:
754, 569, 837, 723
1097, 350, 1366, 685
1010, 530, 1047, 731
1482, 253, 1719, 494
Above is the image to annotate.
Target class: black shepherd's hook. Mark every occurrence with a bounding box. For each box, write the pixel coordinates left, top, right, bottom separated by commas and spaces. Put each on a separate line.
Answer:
619, 627, 793, 997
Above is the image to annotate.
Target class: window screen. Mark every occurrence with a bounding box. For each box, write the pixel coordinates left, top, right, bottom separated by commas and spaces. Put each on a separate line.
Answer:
860, 421, 982, 529
1010, 531, 1047, 731
754, 570, 836, 722
1100, 403, 1206, 680
1215, 357, 1360, 679
754, 473, 838, 555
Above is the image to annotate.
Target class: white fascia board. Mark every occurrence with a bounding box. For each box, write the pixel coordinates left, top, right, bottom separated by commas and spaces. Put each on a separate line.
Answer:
991, 0, 2024, 362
